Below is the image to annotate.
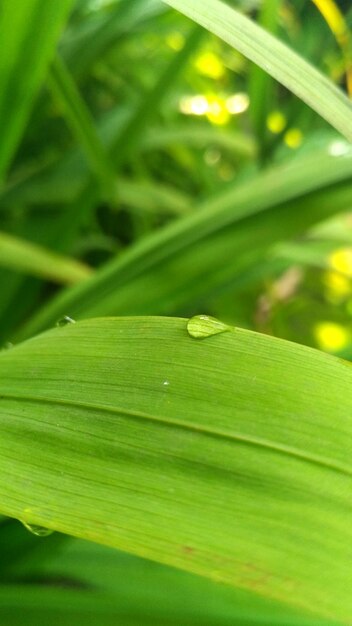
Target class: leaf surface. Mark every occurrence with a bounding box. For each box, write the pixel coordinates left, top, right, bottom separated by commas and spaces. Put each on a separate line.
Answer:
0, 317, 351, 623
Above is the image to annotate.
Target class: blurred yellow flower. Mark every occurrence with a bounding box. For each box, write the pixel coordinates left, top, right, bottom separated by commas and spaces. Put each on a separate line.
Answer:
329, 247, 352, 277
194, 51, 225, 79
206, 97, 230, 125
314, 321, 350, 352
284, 128, 303, 149
267, 111, 286, 134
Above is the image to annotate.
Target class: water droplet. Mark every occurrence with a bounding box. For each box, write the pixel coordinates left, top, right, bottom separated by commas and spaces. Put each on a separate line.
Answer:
20, 520, 54, 537
56, 316, 76, 327
163, 380, 170, 386
187, 315, 232, 339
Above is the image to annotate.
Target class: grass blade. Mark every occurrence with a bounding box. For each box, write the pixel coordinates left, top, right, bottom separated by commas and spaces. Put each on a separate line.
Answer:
0, 0, 74, 182
142, 124, 257, 158
62, 0, 166, 80
111, 25, 204, 169
0, 231, 92, 285
48, 55, 116, 202
162, 0, 352, 140
248, 0, 281, 156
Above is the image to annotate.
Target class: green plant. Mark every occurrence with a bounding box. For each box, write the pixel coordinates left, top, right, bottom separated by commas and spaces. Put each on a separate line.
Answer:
1, 1, 352, 625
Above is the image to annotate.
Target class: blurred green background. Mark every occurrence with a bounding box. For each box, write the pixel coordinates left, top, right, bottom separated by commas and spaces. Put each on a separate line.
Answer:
1, 0, 352, 356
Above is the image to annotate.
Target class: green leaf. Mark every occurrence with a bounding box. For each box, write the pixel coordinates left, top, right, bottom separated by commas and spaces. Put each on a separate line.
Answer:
61, 0, 166, 80
118, 179, 192, 215
0, 538, 345, 626
162, 0, 352, 141
248, 0, 281, 155
0, 317, 351, 623
1, 585, 340, 626
0, 516, 66, 578
0, 231, 92, 285
142, 124, 257, 158
0, 0, 74, 182
47, 55, 116, 202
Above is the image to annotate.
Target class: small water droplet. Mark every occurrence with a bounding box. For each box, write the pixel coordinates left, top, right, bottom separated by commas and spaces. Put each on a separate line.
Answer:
56, 316, 76, 327
20, 520, 54, 537
163, 380, 170, 386
187, 315, 232, 339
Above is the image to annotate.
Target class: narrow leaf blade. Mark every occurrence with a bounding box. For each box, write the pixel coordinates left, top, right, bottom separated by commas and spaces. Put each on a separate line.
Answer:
0, 0, 74, 182
162, 0, 352, 141
0, 231, 92, 285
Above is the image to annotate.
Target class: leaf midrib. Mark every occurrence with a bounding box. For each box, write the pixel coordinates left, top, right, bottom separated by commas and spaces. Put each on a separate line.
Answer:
1, 392, 350, 478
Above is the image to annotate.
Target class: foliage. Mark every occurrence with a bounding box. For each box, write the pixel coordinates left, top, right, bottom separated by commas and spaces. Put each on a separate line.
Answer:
1, 1, 352, 624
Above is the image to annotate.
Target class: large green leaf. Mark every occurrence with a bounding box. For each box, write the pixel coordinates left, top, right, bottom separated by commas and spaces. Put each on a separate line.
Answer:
0, 317, 351, 622
162, 0, 352, 141
0, 0, 74, 182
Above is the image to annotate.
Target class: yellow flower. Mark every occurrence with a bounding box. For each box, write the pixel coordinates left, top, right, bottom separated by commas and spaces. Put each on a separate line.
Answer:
205, 95, 230, 125
284, 128, 303, 149
329, 247, 352, 277
314, 322, 350, 352
194, 51, 225, 79
267, 111, 286, 134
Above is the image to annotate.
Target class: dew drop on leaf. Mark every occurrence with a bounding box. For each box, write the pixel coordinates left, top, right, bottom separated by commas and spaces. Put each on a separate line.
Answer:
187, 315, 231, 339
56, 316, 76, 327
20, 520, 54, 537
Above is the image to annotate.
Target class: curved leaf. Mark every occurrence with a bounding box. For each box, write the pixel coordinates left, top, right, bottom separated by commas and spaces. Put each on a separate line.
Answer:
0, 317, 351, 623
162, 0, 352, 141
